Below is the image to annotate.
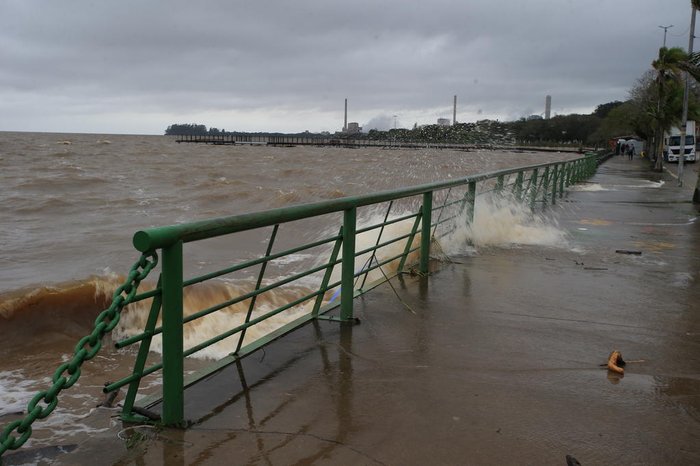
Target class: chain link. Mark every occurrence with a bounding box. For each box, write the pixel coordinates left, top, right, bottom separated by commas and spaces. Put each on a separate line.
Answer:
0, 252, 158, 457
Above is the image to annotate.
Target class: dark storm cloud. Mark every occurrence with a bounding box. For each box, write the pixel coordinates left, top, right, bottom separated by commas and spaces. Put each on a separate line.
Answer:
0, 0, 694, 133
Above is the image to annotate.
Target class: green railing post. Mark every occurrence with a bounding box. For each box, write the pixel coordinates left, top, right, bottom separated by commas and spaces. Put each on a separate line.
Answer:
495, 175, 504, 194
466, 181, 476, 225
559, 163, 565, 198
541, 166, 550, 205
514, 172, 524, 200
552, 165, 559, 205
161, 240, 184, 426
359, 201, 394, 290
235, 224, 279, 354
121, 275, 163, 421
398, 212, 422, 272
341, 208, 356, 321
529, 168, 539, 209
577, 160, 583, 182
420, 192, 432, 274
313, 228, 343, 314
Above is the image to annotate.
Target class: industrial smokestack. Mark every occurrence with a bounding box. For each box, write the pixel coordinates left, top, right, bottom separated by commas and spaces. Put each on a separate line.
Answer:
453, 95, 457, 125
545, 95, 551, 120
344, 98, 348, 132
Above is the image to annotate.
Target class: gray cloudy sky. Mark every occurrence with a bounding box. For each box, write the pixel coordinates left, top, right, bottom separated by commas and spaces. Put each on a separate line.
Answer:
0, 0, 695, 134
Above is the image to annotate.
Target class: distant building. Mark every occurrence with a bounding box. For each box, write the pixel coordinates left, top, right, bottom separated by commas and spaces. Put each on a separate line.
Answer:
437, 118, 451, 126
545, 95, 552, 120
527, 115, 543, 121
346, 122, 362, 134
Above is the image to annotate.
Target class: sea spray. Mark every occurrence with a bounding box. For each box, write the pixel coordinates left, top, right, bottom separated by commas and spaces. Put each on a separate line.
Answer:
440, 192, 569, 253
1, 194, 569, 363
568, 183, 610, 192
112, 196, 568, 360
111, 280, 313, 361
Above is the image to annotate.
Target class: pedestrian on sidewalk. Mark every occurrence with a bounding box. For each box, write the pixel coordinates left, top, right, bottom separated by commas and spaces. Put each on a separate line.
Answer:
629, 144, 635, 160
617, 138, 626, 156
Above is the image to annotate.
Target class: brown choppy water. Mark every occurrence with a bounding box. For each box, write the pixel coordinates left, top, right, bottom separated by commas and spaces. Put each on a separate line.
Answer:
0, 131, 577, 453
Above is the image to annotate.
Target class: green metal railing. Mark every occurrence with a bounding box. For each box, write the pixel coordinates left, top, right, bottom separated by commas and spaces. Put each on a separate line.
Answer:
0, 152, 601, 457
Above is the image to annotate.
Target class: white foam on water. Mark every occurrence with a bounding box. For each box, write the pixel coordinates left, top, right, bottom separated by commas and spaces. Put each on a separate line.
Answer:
614, 180, 665, 189
568, 183, 610, 192
271, 253, 318, 266
670, 272, 694, 288
111, 195, 570, 362
0, 370, 41, 416
112, 279, 314, 361
454, 194, 569, 250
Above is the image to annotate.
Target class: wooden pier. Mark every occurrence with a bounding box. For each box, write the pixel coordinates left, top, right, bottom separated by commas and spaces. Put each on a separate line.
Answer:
173, 134, 586, 152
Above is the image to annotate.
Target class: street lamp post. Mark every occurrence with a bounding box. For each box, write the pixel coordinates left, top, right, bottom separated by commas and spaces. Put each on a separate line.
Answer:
655, 25, 674, 170
659, 24, 674, 47
679, 13, 696, 186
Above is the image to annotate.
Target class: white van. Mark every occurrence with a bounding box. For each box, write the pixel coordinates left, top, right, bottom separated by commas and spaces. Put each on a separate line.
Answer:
664, 121, 696, 162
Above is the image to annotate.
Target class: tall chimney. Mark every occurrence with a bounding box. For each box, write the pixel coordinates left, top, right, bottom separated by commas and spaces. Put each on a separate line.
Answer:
453, 95, 457, 125
344, 98, 348, 132
545, 95, 551, 120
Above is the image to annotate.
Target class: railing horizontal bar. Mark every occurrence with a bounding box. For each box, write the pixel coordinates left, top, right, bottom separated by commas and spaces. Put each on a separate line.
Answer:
115, 329, 153, 349
130, 288, 161, 303
105, 362, 162, 393
437, 226, 458, 238
183, 233, 341, 287
118, 280, 350, 384
435, 198, 462, 210
129, 234, 343, 301
355, 212, 419, 235
354, 231, 414, 257
435, 214, 459, 226
133, 298, 348, 408
133, 157, 588, 252
117, 258, 344, 347
182, 288, 324, 358
182, 246, 418, 362
356, 247, 420, 279
183, 262, 337, 323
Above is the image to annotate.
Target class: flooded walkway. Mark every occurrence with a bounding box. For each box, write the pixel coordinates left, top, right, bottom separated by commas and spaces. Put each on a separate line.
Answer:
61, 155, 700, 465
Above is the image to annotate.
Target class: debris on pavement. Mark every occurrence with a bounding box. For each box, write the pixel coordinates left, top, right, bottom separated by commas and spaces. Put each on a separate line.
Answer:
615, 250, 642, 255
606, 350, 626, 374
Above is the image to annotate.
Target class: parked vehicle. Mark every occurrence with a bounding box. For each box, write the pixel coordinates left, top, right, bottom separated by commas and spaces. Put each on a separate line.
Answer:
664, 121, 696, 162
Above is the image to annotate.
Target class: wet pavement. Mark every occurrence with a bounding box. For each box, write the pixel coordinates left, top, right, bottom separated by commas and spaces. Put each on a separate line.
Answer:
57, 155, 700, 465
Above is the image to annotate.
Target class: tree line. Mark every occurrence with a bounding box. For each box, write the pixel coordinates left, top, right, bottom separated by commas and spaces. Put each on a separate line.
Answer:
165, 124, 226, 136
164, 107, 621, 148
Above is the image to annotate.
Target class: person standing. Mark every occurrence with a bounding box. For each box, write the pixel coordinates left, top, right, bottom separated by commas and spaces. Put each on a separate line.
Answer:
629, 144, 635, 160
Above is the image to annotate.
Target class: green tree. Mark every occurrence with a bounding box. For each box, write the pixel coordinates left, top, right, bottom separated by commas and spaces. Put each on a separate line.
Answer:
593, 101, 624, 119
651, 46, 700, 170
588, 102, 635, 145
627, 71, 660, 143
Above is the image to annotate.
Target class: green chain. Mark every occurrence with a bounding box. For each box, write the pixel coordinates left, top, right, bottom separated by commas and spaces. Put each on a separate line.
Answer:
0, 252, 158, 457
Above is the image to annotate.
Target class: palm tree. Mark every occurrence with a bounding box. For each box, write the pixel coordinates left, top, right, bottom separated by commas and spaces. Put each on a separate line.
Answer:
651, 46, 700, 171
